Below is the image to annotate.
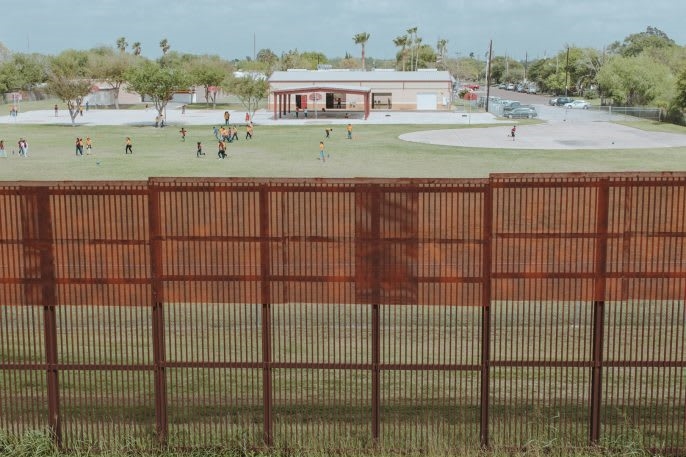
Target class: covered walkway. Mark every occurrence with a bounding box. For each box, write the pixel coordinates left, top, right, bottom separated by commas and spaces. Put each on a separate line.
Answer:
271, 85, 371, 120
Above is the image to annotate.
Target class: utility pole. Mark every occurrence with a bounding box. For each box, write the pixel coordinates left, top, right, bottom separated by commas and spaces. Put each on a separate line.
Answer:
564, 46, 570, 96
485, 40, 492, 113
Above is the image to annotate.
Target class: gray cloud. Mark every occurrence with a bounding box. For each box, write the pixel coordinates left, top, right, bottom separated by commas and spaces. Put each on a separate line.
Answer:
3, 0, 684, 61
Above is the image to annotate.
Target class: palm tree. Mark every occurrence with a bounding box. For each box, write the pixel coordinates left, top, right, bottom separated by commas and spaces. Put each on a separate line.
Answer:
353, 32, 371, 71
436, 38, 448, 69
132, 42, 142, 56
393, 35, 408, 71
414, 37, 423, 70
116, 37, 128, 53
159, 38, 170, 55
406, 27, 417, 70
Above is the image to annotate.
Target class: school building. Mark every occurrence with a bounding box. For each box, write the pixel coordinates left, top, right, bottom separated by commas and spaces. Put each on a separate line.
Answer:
268, 69, 455, 120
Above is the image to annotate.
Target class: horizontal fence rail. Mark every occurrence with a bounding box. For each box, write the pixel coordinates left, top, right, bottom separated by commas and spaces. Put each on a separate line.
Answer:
0, 174, 685, 453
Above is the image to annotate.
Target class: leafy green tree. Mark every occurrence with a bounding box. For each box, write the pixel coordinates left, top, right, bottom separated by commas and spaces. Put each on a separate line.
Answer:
608, 26, 676, 57
0, 53, 48, 96
90, 49, 138, 108
189, 56, 232, 108
675, 67, 686, 109
256, 48, 278, 65
225, 75, 269, 119
526, 58, 553, 87
0, 62, 20, 94
489, 56, 524, 84
353, 32, 370, 70
597, 54, 672, 106
126, 60, 189, 118
278, 49, 308, 70
45, 51, 93, 125
255, 48, 279, 74
300, 51, 328, 69
666, 66, 686, 124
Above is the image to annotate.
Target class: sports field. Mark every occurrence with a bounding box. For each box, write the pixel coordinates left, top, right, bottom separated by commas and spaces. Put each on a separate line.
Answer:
1, 100, 686, 181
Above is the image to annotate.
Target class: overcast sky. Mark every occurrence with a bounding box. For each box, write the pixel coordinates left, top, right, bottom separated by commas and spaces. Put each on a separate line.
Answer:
3, 0, 685, 62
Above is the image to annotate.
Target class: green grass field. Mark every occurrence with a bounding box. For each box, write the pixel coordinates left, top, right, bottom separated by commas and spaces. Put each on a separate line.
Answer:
2, 100, 686, 181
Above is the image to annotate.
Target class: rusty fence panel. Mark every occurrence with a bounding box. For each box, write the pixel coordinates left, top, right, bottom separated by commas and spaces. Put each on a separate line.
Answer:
488, 173, 686, 452
0, 174, 684, 453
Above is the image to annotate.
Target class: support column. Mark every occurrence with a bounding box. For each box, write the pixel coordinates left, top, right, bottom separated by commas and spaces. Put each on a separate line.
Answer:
590, 179, 609, 444
27, 189, 61, 446
148, 184, 168, 446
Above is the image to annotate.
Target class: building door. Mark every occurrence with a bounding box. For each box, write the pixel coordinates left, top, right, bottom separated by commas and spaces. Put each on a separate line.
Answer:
416, 93, 437, 110
296, 95, 307, 109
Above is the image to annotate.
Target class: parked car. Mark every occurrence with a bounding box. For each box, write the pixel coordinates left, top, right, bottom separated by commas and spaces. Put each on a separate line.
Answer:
506, 83, 515, 91
554, 97, 574, 106
502, 101, 522, 113
564, 100, 591, 109
548, 97, 559, 106
505, 107, 538, 119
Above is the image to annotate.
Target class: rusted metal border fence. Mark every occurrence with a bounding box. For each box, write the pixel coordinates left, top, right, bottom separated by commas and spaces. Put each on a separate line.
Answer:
0, 174, 684, 453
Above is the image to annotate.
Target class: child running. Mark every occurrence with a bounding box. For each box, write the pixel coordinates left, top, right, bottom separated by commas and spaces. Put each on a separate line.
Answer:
217, 140, 227, 159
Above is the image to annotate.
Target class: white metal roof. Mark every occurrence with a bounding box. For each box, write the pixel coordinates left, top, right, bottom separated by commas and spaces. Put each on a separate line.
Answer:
269, 70, 453, 84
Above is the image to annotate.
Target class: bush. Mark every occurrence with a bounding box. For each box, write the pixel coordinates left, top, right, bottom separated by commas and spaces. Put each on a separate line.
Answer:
662, 104, 685, 126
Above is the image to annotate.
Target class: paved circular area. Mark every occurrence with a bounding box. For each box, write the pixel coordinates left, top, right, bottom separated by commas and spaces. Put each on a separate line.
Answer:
400, 119, 686, 150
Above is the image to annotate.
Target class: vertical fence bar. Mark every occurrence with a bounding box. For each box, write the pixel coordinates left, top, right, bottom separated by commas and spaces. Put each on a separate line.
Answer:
26, 188, 62, 446
369, 187, 381, 444
260, 185, 273, 446
480, 184, 492, 449
590, 179, 609, 444
148, 185, 168, 446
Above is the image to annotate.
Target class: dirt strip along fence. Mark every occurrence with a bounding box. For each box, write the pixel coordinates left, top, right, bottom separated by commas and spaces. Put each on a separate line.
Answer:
0, 174, 684, 453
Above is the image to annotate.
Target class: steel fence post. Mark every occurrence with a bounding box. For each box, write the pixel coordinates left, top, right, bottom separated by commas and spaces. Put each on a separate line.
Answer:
590, 179, 609, 444
149, 183, 168, 446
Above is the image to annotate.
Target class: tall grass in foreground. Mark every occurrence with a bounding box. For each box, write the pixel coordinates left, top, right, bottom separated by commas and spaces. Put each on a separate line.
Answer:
0, 429, 664, 457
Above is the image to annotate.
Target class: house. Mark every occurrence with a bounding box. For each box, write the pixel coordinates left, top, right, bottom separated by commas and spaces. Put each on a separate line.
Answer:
268, 69, 454, 120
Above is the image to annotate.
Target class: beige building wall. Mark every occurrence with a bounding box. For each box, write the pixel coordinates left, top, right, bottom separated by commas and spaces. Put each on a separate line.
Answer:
268, 73, 453, 112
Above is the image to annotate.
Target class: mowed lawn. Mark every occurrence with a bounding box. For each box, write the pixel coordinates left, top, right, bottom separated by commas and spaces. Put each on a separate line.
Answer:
1, 114, 686, 181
